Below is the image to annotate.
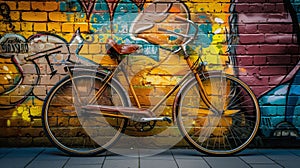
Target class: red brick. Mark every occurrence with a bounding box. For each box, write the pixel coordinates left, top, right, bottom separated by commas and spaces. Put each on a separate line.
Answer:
276, 3, 285, 12
260, 66, 287, 75
248, 4, 264, 12
268, 0, 284, 2
239, 75, 269, 86
235, 4, 249, 13
238, 13, 268, 23
250, 86, 272, 98
236, 56, 253, 65
239, 34, 264, 44
238, 66, 260, 76
258, 24, 293, 33
272, 24, 293, 33
268, 13, 292, 23
253, 56, 267, 65
264, 34, 279, 43
246, 45, 262, 55
235, 45, 247, 55
286, 44, 300, 54
259, 45, 287, 54
263, 3, 276, 12
291, 55, 299, 63
267, 55, 291, 65
245, 24, 258, 33
278, 34, 293, 44
257, 24, 271, 33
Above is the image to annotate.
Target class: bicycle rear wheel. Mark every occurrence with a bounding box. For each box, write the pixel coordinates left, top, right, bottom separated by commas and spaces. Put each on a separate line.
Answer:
176, 73, 260, 155
42, 73, 129, 156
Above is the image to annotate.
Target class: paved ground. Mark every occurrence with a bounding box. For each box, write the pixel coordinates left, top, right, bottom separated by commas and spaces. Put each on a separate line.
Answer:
0, 148, 300, 168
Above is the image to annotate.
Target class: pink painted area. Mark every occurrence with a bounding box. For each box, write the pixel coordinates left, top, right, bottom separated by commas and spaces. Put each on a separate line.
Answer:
235, 0, 300, 97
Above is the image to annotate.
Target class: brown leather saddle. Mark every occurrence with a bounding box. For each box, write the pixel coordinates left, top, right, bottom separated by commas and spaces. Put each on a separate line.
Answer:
106, 38, 139, 55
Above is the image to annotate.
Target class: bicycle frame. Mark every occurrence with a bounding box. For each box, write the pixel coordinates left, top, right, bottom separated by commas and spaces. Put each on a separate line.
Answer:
68, 55, 218, 122
70, 17, 219, 121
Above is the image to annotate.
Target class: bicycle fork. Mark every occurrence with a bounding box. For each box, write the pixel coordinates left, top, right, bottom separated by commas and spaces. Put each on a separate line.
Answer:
185, 57, 220, 114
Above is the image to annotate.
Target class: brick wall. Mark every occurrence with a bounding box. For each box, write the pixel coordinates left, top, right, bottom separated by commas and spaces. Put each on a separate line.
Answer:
234, 0, 300, 140
0, 0, 300, 147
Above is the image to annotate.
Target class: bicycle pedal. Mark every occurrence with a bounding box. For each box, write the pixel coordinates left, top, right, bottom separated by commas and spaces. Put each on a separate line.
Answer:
139, 117, 172, 123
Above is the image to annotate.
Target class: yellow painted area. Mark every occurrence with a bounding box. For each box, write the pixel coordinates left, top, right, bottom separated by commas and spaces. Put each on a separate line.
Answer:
6, 103, 43, 127
192, 0, 231, 71
0, 58, 21, 93
13, 105, 31, 122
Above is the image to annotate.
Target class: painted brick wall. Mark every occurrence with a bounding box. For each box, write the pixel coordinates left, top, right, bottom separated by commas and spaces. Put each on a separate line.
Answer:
0, 0, 300, 147
234, 0, 300, 140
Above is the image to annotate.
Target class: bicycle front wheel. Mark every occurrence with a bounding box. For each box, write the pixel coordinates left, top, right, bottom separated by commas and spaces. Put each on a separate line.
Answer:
42, 73, 129, 156
176, 73, 260, 155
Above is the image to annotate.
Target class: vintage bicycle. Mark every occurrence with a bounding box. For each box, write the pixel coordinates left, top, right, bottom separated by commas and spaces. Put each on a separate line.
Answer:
42, 17, 260, 156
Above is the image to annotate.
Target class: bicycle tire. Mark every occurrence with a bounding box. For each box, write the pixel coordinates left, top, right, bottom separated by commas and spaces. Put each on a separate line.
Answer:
42, 72, 129, 156
175, 73, 260, 155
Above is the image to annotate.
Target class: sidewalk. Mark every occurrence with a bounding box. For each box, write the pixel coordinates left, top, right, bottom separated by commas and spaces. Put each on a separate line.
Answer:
0, 148, 300, 168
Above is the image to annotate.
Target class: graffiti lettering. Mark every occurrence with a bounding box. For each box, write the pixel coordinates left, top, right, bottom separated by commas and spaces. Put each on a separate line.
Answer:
0, 38, 28, 53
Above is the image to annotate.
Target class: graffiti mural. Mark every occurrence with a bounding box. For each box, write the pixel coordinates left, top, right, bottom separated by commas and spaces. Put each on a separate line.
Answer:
0, 29, 92, 109
0, 0, 300, 146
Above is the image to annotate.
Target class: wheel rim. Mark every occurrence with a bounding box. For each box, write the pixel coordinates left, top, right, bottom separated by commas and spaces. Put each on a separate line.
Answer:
43, 75, 127, 155
177, 75, 260, 155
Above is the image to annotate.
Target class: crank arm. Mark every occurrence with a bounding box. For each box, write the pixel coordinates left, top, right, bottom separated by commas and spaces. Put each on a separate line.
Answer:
139, 117, 172, 123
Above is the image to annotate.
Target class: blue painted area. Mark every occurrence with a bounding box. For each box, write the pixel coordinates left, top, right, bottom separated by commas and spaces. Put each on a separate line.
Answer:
60, 0, 81, 12
196, 22, 212, 48
90, 0, 110, 32
113, 0, 138, 36
286, 70, 300, 123
259, 69, 300, 137
291, 0, 300, 21
112, 0, 160, 61
168, 29, 181, 42
259, 84, 288, 137
59, 1, 67, 11
169, 35, 178, 41
260, 95, 287, 106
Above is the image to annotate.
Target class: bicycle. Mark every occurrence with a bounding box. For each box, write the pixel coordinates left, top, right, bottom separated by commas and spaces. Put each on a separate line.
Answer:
42, 17, 260, 156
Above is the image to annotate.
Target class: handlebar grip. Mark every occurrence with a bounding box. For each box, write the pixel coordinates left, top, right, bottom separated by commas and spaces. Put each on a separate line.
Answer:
158, 27, 168, 32
175, 16, 187, 22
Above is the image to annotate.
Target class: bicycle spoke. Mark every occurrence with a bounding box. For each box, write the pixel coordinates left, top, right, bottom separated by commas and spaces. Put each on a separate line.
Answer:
177, 74, 260, 155
43, 74, 129, 156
